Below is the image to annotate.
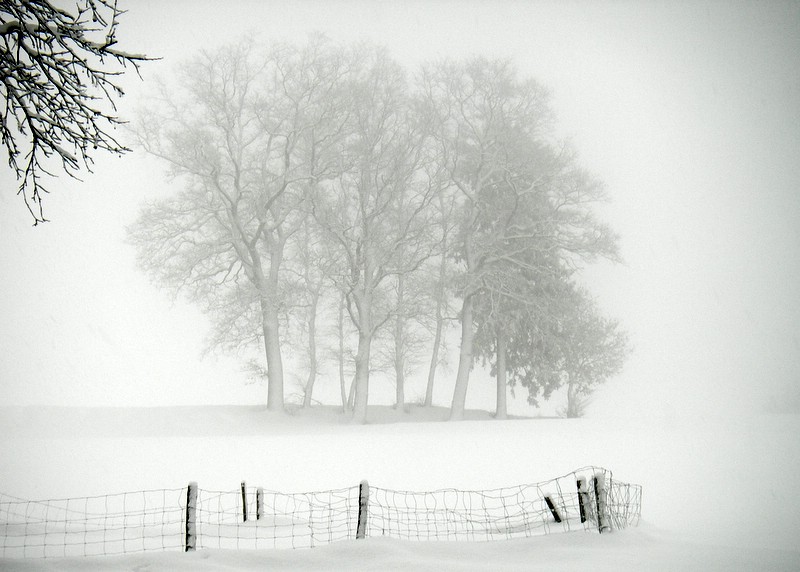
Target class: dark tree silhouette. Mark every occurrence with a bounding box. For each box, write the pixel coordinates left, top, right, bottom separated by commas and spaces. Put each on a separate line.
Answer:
0, 0, 150, 223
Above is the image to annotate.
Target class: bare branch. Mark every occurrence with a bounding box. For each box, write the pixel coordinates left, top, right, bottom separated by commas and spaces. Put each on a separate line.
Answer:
1, 0, 155, 223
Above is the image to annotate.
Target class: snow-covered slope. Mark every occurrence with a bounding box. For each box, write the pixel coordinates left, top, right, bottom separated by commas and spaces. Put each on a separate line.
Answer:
1, 407, 798, 570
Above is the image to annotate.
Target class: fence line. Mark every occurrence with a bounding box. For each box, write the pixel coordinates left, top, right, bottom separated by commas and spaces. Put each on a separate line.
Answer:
0, 466, 641, 559
606, 477, 643, 530
194, 485, 360, 550
0, 488, 185, 558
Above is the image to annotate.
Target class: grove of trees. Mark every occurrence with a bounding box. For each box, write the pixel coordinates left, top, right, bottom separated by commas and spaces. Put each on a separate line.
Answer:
129, 37, 629, 423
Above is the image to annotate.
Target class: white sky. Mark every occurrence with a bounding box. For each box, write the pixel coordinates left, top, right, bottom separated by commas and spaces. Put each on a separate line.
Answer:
0, 0, 798, 417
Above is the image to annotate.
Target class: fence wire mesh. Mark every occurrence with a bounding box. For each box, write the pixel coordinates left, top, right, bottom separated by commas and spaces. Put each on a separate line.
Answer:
195, 486, 359, 550
0, 488, 185, 558
607, 477, 643, 530
367, 466, 636, 541
0, 466, 641, 559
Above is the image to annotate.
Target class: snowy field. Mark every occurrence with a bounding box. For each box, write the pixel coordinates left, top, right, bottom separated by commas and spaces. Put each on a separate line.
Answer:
1, 406, 798, 570
1, 0, 798, 570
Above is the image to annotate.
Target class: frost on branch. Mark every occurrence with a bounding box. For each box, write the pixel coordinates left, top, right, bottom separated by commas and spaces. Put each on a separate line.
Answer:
0, 0, 153, 224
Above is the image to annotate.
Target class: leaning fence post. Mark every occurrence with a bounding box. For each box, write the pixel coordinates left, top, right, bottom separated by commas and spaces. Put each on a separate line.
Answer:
241, 481, 248, 523
185, 481, 197, 552
256, 487, 264, 521
593, 473, 610, 533
544, 495, 562, 523
356, 480, 369, 539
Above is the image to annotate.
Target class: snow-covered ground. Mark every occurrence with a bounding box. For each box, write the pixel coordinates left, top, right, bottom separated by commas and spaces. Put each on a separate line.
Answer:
2, 527, 798, 572
1, 406, 798, 570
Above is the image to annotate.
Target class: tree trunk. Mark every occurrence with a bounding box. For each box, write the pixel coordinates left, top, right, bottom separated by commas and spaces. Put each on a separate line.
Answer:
424, 249, 447, 407
338, 292, 349, 413
495, 329, 508, 420
266, 246, 286, 411
348, 373, 357, 410
394, 274, 405, 410
302, 284, 321, 408
449, 294, 474, 420
260, 296, 285, 412
246, 232, 285, 412
424, 319, 442, 407
352, 329, 372, 423
352, 292, 373, 424
567, 380, 579, 418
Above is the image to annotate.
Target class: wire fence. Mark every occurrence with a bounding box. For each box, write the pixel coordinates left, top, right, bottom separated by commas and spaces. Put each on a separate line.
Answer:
195, 486, 359, 550
368, 467, 623, 541
606, 476, 643, 531
0, 488, 185, 558
0, 466, 641, 559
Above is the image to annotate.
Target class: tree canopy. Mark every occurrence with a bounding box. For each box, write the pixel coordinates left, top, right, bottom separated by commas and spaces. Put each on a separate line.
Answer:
130, 37, 628, 421
417, 58, 619, 419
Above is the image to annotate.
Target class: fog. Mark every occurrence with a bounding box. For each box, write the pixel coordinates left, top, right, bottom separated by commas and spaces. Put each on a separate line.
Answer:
1, 0, 798, 420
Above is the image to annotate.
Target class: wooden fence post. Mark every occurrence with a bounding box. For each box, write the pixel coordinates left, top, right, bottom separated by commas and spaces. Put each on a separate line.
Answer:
185, 481, 197, 552
241, 481, 248, 522
593, 473, 610, 533
356, 480, 369, 539
544, 495, 562, 523
576, 477, 588, 524
256, 487, 264, 521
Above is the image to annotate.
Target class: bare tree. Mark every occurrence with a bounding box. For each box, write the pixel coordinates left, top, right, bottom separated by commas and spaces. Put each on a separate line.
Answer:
312, 46, 437, 423
422, 184, 458, 407
389, 262, 439, 410
473, 259, 573, 418
392, 272, 409, 409
1, 0, 150, 223
129, 38, 350, 411
335, 291, 354, 411
388, 161, 445, 410
290, 213, 342, 408
478, 281, 628, 418
420, 58, 619, 420
558, 288, 629, 418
